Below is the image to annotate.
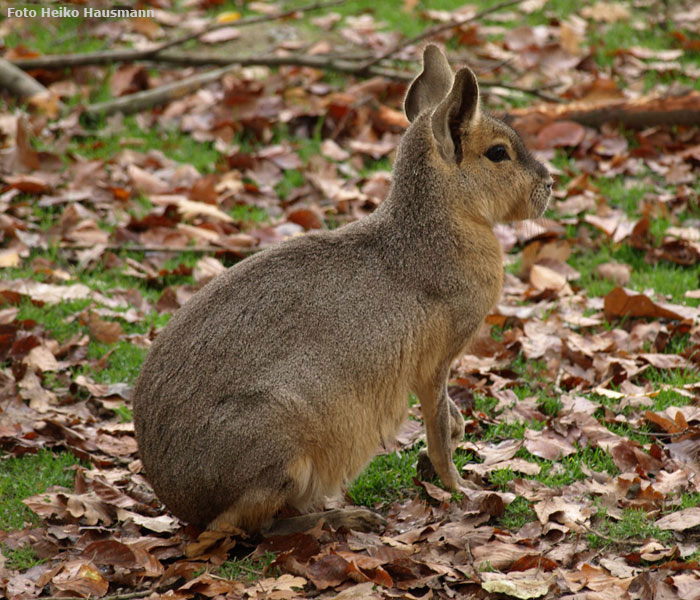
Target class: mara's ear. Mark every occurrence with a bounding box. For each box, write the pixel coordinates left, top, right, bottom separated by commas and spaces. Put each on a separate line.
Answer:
430, 66, 480, 162
404, 45, 454, 122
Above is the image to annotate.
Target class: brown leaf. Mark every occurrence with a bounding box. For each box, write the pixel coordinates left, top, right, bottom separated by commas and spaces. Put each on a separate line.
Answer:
86, 313, 123, 344
110, 64, 149, 97
52, 560, 109, 598
95, 432, 138, 457
639, 353, 691, 370
596, 261, 631, 286
306, 553, 351, 590
193, 256, 226, 285
189, 175, 219, 204
644, 411, 683, 435
414, 478, 452, 503
529, 264, 568, 291
320, 139, 350, 161
655, 507, 700, 531
200, 27, 241, 44
524, 429, 577, 460
536, 121, 586, 149
287, 207, 323, 230
611, 441, 663, 473
581, 1, 630, 22
15, 116, 40, 172
116, 509, 179, 533
82, 540, 142, 569
647, 239, 700, 266
128, 165, 170, 195
604, 287, 693, 321
509, 555, 558, 572
178, 573, 243, 597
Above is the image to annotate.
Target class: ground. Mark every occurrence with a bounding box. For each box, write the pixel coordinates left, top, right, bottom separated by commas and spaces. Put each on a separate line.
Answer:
0, 1, 699, 599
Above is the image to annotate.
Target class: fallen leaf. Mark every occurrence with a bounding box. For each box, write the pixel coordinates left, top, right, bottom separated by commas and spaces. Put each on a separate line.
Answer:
481, 570, 552, 599
52, 560, 109, 598
536, 121, 586, 149
596, 262, 631, 286
655, 507, 700, 531
604, 287, 697, 321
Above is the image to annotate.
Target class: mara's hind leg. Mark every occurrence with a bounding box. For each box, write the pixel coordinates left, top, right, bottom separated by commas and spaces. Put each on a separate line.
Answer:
263, 508, 386, 537
208, 488, 287, 533
208, 494, 386, 537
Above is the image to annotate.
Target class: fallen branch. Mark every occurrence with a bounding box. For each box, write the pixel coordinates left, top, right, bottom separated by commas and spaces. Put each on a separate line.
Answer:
83, 63, 241, 118
63, 243, 247, 254
508, 90, 700, 129
9, 0, 344, 70
0, 57, 50, 98
83, 51, 555, 117
38, 592, 152, 600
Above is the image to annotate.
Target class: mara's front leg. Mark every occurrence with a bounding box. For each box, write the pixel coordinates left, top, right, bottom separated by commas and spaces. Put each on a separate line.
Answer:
416, 378, 465, 490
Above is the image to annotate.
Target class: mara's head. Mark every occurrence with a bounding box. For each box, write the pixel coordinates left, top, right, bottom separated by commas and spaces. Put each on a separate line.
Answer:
403, 44, 553, 223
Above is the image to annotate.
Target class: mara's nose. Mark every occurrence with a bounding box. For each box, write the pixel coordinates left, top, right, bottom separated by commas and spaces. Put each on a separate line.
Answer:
544, 177, 554, 192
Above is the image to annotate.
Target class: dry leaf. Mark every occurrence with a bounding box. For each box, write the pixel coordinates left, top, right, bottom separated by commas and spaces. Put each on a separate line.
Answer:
596, 262, 630, 286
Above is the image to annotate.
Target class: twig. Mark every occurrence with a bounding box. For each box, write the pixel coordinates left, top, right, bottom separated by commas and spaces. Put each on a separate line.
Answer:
81, 54, 407, 117
39, 591, 152, 600
579, 523, 650, 546
9, 0, 344, 70
62, 243, 249, 254
0, 57, 66, 114
82, 51, 559, 117
0, 57, 50, 99
84, 62, 242, 117
359, 0, 527, 71
486, 81, 562, 103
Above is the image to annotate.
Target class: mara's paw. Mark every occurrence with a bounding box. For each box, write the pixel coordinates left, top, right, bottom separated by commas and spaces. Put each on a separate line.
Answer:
331, 508, 387, 533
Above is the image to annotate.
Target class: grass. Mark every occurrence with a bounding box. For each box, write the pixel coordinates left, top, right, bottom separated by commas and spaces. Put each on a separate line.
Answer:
498, 497, 536, 531
349, 446, 423, 507
0, 450, 83, 531
64, 116, 221, 174
2, 545, 45, 571
3, 0, 700, 584
589, 507, 674, 549
218, 552, 278, 581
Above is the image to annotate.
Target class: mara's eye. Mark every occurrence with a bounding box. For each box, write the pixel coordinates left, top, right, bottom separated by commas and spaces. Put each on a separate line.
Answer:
485, 144, 510, 163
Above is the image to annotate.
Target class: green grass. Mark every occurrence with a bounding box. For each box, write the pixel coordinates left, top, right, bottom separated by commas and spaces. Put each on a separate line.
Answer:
0, 450, 83, 530
349, 446, 422, 507
498, 496, 536, 531
218, 552, 278, 582
2, 545, 45, 571
83, 341, 148, 384
66, 116, 221, 174
3, 15, 104, 55
569, 241, 699, 304
489, 445, 620, 491
113, 403, 134, 423
589, 507, 674, 549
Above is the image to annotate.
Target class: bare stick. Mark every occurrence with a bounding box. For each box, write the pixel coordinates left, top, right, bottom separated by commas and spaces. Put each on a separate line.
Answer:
38, 592, 152, 600
63, 243, 250, 254
83, 63, 241, 117
81, 50, 564, 118
0, 57, 52, 99
507, 89, 700, 128
359, 0, 527, 71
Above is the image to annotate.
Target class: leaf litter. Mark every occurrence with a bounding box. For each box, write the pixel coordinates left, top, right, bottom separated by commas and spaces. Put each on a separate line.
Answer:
1, 1, 700, 599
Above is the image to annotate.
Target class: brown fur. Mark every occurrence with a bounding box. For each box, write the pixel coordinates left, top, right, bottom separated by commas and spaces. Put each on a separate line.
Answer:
132, 45, 553, 532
